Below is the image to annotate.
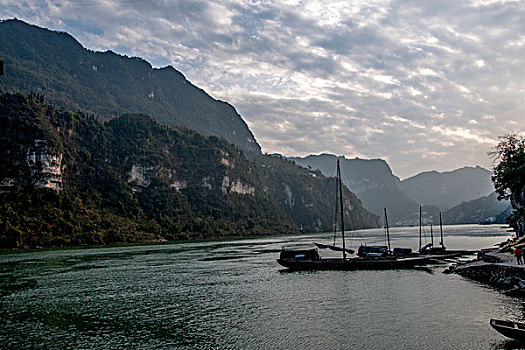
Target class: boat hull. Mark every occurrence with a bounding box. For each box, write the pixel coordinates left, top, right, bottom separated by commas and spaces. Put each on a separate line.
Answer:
490, 319, 525, 342
277, 256, 434, 271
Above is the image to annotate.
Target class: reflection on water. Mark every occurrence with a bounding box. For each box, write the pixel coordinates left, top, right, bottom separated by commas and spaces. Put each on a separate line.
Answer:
0, 224, 522, 349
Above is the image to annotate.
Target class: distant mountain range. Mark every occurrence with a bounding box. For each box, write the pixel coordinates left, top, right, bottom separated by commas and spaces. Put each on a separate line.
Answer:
443, 192, 511, 225
290, 154, 419, 225
399, 166, 494, 210
290, 154, 506, 226
0, 19, 260, 154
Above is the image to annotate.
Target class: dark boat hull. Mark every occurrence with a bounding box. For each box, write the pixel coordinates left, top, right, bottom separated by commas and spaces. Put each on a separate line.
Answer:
277, 255, 434, 271
490, 319, 525, 342
419, 250, 472, 259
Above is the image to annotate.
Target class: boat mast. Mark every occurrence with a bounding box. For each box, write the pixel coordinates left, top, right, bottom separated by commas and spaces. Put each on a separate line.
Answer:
419, 206, 422, 251
439, 212, 444, 248
384, 207, 391, 251
430, 224, 434, 246
337, 159, 346, 260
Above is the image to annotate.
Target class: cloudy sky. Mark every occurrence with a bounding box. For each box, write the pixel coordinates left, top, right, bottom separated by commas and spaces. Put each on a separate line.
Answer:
2, 0, 524, 178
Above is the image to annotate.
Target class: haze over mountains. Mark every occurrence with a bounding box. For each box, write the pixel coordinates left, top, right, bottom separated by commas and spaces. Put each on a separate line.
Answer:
290, 154, 418, 225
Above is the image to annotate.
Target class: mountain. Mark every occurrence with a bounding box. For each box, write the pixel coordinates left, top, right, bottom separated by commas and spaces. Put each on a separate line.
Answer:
0, 92, 379, 248
290, 154, 502, 226
399, 166, 494, 210
0, 19, 260, 154
290, 154, 419, 225
443, 192, 511, 225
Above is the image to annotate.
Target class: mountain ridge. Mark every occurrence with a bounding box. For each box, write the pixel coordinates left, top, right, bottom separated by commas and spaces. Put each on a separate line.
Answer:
0, 18, 261, 154
290, 154, 420, 225
290, 154, 501, 226
399, 165, 493, 210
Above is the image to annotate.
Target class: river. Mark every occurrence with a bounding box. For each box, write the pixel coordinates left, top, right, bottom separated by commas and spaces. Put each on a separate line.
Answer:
0, 224, 522, 349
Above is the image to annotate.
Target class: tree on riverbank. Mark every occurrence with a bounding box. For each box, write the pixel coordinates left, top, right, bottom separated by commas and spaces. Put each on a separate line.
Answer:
490, 134, 525, 237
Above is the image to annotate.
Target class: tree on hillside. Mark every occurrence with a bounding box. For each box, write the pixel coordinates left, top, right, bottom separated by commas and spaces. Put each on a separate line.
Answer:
490, 134, 525, 237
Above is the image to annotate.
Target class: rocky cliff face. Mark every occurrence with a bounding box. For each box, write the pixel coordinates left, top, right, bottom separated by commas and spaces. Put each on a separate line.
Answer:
26, 140, 63, 191
2, 139, 64, 192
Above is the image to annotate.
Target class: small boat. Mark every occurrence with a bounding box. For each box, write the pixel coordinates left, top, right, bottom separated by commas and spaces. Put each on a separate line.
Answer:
415, 210, 471, 258
277, 250, 433, 270
490, 319, 525, 342
277, 160, 434, 271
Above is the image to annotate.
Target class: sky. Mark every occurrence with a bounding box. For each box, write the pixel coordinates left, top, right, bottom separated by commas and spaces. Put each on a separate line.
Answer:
1, 0, 524, 179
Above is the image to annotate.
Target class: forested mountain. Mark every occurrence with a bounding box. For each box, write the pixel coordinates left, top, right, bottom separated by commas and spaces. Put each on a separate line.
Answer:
0, 19, 260, 154
290, 154, 505, 226
290, 154, 420, 225
443, 192, 511, 225
0, 92, 379, 248
399, 166, 494, 210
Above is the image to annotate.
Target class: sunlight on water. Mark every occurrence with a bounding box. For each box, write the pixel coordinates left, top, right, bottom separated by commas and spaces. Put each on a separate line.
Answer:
0, 225, 521, 349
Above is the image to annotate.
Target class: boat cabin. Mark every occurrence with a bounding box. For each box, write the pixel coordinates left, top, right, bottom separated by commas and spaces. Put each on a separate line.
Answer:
393, 247, 413, 256
357, 245, 389, 257
279, 247, 320, 261
419, 243, 446, 255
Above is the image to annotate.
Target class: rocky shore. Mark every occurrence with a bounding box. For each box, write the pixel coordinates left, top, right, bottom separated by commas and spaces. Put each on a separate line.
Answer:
445, 248, 525, 297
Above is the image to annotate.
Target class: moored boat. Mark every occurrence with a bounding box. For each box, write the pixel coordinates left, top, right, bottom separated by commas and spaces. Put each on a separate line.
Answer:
417, 211, 472, 259
277, 247, 434, 270
490, 319, 525, 342
277, 160, 435, 271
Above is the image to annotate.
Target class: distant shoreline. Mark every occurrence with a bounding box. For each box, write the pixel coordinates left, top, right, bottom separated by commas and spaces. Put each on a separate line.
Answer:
0, 234, 278, 254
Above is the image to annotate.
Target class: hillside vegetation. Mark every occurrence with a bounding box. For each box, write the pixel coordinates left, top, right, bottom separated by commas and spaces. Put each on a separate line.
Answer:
0, 92, 379, 248
0, 19, 260, 154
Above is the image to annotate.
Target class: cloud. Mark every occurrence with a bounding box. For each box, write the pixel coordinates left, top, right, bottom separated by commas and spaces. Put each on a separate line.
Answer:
1, 0, 524, 178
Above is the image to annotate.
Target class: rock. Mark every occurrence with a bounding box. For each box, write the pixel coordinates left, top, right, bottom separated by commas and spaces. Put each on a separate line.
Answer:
446, 248, 525, 297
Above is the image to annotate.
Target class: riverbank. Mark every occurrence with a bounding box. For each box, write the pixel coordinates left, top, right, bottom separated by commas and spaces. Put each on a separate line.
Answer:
445, 247, 525, 297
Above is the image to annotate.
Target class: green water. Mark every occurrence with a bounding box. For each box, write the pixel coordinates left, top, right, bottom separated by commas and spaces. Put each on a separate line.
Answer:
0, 225, 522, 349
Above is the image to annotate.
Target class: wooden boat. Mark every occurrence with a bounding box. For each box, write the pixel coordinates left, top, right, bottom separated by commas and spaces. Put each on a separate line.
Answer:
277, 250, 433, 270
277, 160, 435, 271
417, 211, 471, 258
490, 319, 525, 342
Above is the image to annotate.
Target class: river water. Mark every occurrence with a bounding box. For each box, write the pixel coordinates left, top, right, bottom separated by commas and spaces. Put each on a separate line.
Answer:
0, 224, 523, 349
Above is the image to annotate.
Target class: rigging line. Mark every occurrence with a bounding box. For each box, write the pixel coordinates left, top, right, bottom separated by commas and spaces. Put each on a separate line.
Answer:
310, 163, 337, 209
307, 162, 339, 241
382, 208, 387, 245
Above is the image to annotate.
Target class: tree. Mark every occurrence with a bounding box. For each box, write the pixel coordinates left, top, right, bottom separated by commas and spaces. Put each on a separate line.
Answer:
490, 134, 525, 237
